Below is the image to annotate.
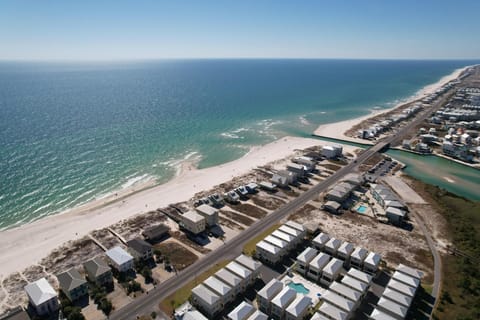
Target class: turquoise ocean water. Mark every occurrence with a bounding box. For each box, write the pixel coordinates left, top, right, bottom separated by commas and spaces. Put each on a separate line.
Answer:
0, 59, 477, 229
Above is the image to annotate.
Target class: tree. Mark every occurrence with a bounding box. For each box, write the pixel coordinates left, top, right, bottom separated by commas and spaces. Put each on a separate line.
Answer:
141, 266, 153, 283
99, 298, 113, 315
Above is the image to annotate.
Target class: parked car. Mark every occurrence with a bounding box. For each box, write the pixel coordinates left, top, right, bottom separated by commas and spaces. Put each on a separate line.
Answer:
224, 191, 240, 203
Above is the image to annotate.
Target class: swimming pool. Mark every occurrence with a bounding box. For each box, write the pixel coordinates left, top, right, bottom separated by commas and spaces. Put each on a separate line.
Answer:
288, 282, 310, 294
356, 205, 368, 214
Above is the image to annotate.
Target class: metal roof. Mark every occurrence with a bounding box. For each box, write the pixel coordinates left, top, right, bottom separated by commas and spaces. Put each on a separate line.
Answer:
83, 256, 111, 278
226, 261, 252, 279
284, 221, 305, 232
329, 282, 362, 303
312, 233, 330, 246
347, 268, 372, 285
341, 275, 368, 293
271, 230, 295, 243
377, 297, 408, 319
392, 271, 420, 288
257, 279, 283, 301
264, 235, 287, 249
397, 264, 424, 280
183, 310, 209, 320
271, 287, 296, 309
286, 295, 312, 317
386, 279, 416, 297
350, 247, 368, 262
215, 269, 242, 287
227, 301, 254, 320
297, 247, 317, 264
256, 240, 280, 255
24, 278, 57, 306
364, 252, 381, 268
337, 242, 354, 257
369, 308, 398, 320
57, 268, 87, 292
235, 254, 261, 272
382, 288, 413, 308
309, 252, 331, 270
191, 284, 220, 305
183, 210, 205, 223
322, 258, 343, 277
127, 238, 152, 255
246, 310, 268, 320
278, 225, 301, 237
322, 290, 355, 313
105, 246, 134, 266
318, 302, 348, 320
325, 238, 342, 252
195, 204, 218, 216
204, 276, 232, 297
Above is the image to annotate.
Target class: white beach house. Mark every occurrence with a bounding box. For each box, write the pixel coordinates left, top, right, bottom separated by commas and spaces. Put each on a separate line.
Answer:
285, 295, 312, 320
195, 204, 219, 227
312, 233, 330, 250
181, 210, 206, 235
191, 284, 222, 318
271, 287, 297, 320
307, 252, 331, 282
295, 247, 317, 275
105, 246, 134, 273
24, 278, 59, 316
320, 258, 343, 286
256, 279, 283, 314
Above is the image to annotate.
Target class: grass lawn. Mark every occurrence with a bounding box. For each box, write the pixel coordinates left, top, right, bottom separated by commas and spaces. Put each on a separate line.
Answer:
242, 223, 280, 256
159, 260, 230, 315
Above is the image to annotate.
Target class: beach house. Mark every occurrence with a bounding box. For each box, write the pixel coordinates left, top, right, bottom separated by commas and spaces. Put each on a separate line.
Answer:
346, 268, 372, 288
350, 247, 368, 269
191, 284, 222, 318
83, 257, 113, 287
369, 308, 398, 320
337, 242, 355, 264
376, 297, 408, 319
24, 278, 59, 316
142, 224, 170, 243
181, 210, 206, 235
57, 268, 88, 302
256, 279, 283, 314
215, 268, 243, 296
228, 301, 255, 320
396, 264, 424, 281
382, 288, 413, 308
295, 247, 317, 275
385, 207, 406, 226
341, 275, 368, 295
247, 310, 269, 320
127, 238, 153, 261
285, 295, 312, 320
105, 246, 134, 273
225, 261, 254, 289
271, 230, 296, 250
235, 254, 262, 279
317, 302, 348, 320
386, 279, 416, 298
204, 275, 235, 304
286, 163, 306, 177
312, 232, 330, 250
323, 201, 341, 214
324, 238, 342, 256
363, 252, 381, 274
256, 240, 282, 265
270, 287, 296, 320
321, 291, 355, 314
320, 258, 343, 286
284, 221, 306, 239
328, 282, 362, 309
307, 252, 331, 282
195, 204, 219, 227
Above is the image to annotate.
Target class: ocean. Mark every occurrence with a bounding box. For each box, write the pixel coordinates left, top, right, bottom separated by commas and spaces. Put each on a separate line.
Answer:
0, 59, 477, 229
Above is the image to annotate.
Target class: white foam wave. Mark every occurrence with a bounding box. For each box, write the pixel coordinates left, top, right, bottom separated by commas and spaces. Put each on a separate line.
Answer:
121, 174, 151, 189
299, 115, 310, 125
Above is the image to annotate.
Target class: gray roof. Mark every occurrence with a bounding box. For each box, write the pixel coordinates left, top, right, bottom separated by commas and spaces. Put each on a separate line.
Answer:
228, 301, 254, 320
392, 271, 420, 288
215, 269, 242, 288
226, 261, 252, 279
297, 247, 318, 264
57, 268, 87, 292
369, 308, 398, 320
183, 210, 205, 223
271, 287, 296, 309
127, 238, 153, 255
182, 310, 209, 320
382, 288, 413, 308
322, 258, 343, 277
271, 230, 295, 243
195, 204, 218, 216
325, 238, 342, 252
278, 225, 301, 237
337, 242, 354, 257
105, 246, 134, 266
329, 282, 362, 303
324, 201, 341, 210
235, 254, 261, 272
309, 252, 331, 270
83, 256, 111, 278
341, 275, 368, 293
204, 276, 232, 297
257, 279, 283, 301
264, 235, 287, 249
191, 284, 220, 305
377, 297, 408, 319
286, 295, 312, 317
142, 224, 169, 240
310, 313, 330, 320
256, 240, 281, 255
312, 233, 330, 246
397, 264, 424, 280
364, 252, 381, 268
387, 279, 416, 297
246, 310, 268, 320
284, 221, 305, 232
24, 278, 57, 306
322, 291, 355, 313
318, 302, 348, 320
351, 247, 368, 262
347, 268, 372, 284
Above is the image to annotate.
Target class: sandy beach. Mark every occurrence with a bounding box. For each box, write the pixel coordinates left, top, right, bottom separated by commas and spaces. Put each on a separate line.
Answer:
0, 65, 471, 279
313, 66, 470, 142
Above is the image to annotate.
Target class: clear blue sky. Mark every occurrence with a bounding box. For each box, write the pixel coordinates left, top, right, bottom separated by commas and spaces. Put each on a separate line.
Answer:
1, 0, 479, 60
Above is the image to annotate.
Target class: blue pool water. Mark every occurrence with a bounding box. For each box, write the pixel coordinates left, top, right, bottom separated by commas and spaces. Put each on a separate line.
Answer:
357, 205, 368, 214
288, 282, 310, 294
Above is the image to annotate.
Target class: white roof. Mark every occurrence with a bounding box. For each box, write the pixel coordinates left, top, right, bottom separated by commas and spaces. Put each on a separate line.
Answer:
215, 269, 242, 287
235, 254, 262, 272
191, 284, 220, 305
369, 308, 398, 320
322, 258, 343, 277
392, 270, 420, 288
310, 312, 331, 320
105, 246, 134, 266
278, 225, 301, 237
195, 204, 218, 216
347, 268, 372, 285
183, 210, 205, 223
264, 235, 288, 249
351, 247, 368, 262
385, 207, 406, 217
271, 230, 295, 243
309, 252, 331, 270
341, 275, 368, 293
318, 302, 348, 320
313, 233, 330, 246
183, 310, 209, 320
322, 291, 355, 313
257, 279, 283, 301
325, 238, 342, 252
256, 240, 281, 255
364, 252, 381, 267
337, 242, 354, 256
24, 278, 57, 306
286, 295, 312, 317
382, 288, 413, 308
297, 247, 318, 264
226, 261, 252, 279
247, 310, 268, 320
397, 264, 424, 280
204, 276, 232, 296
284, 221, 305, 232
228, 301, 255, 320
387, 279, 416, 297
271, 287, 296, 309
329, 282, 362, 303
377, 297, 408, 319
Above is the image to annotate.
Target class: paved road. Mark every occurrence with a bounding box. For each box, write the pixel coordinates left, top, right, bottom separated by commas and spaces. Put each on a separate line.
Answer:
110, 88, 453, 319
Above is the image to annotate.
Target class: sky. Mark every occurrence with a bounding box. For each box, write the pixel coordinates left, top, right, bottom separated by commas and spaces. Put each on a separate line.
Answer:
1, 0, 479, 61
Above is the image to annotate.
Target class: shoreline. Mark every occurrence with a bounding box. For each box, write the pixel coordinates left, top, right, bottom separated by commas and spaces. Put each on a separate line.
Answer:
0, 64, 473, 277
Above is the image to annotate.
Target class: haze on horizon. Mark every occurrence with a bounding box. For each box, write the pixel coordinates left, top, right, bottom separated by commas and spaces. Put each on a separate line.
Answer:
1, 0, 480, 61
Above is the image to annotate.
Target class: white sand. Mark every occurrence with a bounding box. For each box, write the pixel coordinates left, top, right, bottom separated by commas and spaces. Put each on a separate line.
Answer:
313, 66, 470, 142
0, 136, 330, 277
